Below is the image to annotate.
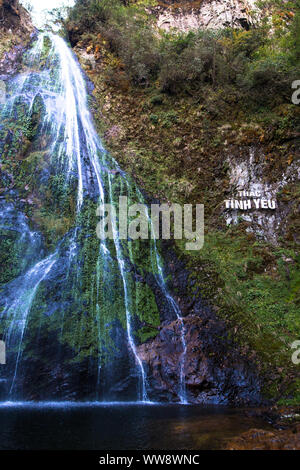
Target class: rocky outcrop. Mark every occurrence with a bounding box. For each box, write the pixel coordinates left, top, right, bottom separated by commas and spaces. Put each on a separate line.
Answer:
0, 0, 33, 34
138, 314, 261, 405
0, 0, 35, 78
153, 0, 258, 32
226, 426, 300, 450
223, 146, 300, 244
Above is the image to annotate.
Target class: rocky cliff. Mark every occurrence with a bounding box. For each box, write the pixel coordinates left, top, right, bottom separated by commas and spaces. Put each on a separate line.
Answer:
0, 0, 35, 78
66, 0, 300, 404
153, 0, 258, 32
138, 314, 260, 404
0, 0, 298, 406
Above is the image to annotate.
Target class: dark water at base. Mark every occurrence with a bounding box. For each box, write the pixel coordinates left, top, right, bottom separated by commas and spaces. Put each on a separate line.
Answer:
0, 403, 271, 450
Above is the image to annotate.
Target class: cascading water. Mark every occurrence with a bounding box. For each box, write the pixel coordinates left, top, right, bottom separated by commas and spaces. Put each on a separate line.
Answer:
0, 33, 187, 403
5, 252, 58, 395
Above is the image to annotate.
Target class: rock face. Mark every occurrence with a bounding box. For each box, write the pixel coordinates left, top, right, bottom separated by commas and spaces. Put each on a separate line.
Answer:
138, 314, 261, 405
0, 0, 35, 78
226, 426, 300, 450
153, 0, 258, 32
224, 146, 300, 244
0, 0, 33, 34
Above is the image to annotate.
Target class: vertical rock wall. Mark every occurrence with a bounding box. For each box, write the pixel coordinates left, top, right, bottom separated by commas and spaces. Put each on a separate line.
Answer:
153, 0, 259, 32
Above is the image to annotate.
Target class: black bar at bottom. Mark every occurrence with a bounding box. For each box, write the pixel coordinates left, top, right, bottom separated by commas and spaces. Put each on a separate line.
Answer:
0, 450, 296, 467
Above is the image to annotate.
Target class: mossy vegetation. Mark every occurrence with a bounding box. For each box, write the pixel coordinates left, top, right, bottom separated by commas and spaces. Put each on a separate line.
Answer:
66, 0, 300, 401
0, 229, 24, 285
0, 27, 168, 383
176, 231, 299, 399
0, 0, 298, 402
67, 0, 300, 99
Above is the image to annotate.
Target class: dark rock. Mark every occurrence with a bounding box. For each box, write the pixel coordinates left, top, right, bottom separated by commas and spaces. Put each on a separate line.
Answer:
0, 0, 35, 77
138, 314, 261, 404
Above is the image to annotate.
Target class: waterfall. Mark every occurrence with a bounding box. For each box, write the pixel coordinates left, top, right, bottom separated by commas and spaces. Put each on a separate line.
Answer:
5, 252, 58, 395
0, 33, 187, 403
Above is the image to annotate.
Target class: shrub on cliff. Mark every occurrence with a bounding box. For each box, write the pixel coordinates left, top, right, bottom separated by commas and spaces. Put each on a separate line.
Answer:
110, 21, 160, 85
68, 0, 122, 30
68, 0, 300, 105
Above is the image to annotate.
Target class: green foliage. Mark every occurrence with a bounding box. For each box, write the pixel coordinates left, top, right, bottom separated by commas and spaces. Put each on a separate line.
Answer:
177, 231, 300, 401
63, 0, 300, 398
278, 379, 300, 406
69, 0, 300, 107
150, 94, 164, 105
149, 113, 158, 124
0, 230, 23, 285
68, 0, 120, 28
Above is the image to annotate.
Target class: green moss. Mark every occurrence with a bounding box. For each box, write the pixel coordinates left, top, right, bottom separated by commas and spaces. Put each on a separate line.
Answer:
175, 230, 300, 401
18, 187, 162, 366
70, 7, 300, 400
0, 229, 23, 285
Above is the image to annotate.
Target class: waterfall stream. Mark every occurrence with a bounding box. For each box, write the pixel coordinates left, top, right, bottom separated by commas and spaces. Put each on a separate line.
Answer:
0, 33, 187, 403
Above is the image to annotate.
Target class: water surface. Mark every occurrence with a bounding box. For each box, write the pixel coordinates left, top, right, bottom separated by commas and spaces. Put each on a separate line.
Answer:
0, 403, 270, 450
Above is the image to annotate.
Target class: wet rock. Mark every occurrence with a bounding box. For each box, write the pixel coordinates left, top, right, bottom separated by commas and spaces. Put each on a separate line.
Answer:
226, 425, 300, 450
138, 314, 261, 404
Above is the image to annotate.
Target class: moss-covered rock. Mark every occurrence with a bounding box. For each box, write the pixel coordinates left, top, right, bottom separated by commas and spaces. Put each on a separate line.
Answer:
68, 2, 300, 403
